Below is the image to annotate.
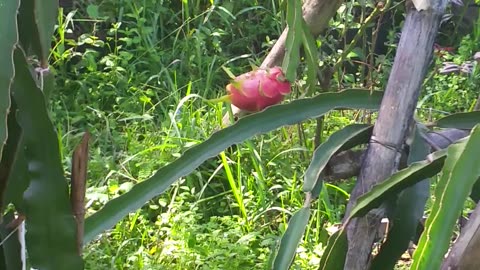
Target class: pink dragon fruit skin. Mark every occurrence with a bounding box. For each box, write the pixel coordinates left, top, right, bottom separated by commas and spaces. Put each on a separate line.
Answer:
226, 66, 291, 112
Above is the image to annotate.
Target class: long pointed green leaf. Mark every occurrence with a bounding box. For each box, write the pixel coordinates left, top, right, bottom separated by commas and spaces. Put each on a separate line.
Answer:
272, 207, 311, 270
84, 89, 383, 244
304, 124, 372, 193
435, 111, 480, 130
300, 19, 319, 94
370, 125, 430, 269
411, 124, 480, 270
12, 49, 83, 269
345, 147, 451, 222
317, 228, 348, 270
282, 0, 303, 82
0, 0, 20, 161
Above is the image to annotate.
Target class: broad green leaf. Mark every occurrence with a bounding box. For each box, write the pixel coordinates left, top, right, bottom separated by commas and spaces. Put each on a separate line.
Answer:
345, 147, 452, 222
84, 89, 383, 244
282, 0, 303, 82
435, 111, 480, 130
304, 124, 372, 193
12, 49, 83, 269
318, 228, 348, 270
370, 125, 430, 269
272, 207, 311, 270
300, 19, 319, 94
0, 211, 22, 270
0, 0, 20, 161
412, 124, 480, 270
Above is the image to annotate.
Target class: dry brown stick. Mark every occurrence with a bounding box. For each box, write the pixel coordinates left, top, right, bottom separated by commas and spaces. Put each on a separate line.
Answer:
342, 1, 449, 268
70, 132, 90, 255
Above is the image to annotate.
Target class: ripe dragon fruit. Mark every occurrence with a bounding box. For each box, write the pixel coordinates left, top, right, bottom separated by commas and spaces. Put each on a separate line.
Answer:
225, 66, 291, 112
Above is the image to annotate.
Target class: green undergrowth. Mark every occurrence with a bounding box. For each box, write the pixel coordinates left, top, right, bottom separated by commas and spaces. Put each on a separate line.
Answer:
50, 0, 479, 269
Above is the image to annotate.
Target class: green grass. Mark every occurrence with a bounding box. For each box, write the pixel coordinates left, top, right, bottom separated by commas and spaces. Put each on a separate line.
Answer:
50, 0, 479, 269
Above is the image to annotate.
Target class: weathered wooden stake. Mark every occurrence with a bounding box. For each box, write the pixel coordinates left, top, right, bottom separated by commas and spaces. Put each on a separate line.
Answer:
343, 1, 448, 268
70, 132, 90, 255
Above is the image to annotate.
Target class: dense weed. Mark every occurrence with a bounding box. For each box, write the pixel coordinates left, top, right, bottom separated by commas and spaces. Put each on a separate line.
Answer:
51, 1, 479, 269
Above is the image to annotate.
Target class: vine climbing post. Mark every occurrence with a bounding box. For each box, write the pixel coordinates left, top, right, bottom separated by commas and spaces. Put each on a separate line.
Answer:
343, 0, 449, 268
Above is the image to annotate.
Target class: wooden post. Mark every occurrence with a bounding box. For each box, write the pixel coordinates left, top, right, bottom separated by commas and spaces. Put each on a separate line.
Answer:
343, 1, 448, 268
